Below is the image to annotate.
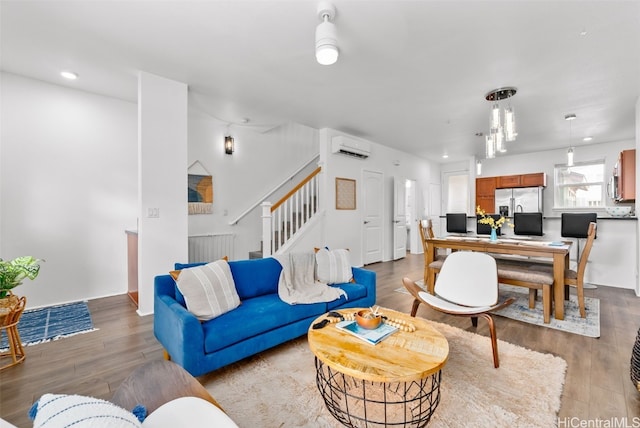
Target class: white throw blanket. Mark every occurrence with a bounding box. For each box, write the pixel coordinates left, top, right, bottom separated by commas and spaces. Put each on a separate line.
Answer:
273, 252, 347, 304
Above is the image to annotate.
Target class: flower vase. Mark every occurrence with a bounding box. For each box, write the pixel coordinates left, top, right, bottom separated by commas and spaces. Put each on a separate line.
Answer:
490, 228, 498, 242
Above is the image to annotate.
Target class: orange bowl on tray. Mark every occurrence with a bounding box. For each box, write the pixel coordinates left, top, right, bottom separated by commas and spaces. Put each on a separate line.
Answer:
355, 310, 382, 330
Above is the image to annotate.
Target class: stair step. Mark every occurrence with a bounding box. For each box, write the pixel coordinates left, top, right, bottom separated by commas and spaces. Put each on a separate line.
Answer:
249, 251, 263, 259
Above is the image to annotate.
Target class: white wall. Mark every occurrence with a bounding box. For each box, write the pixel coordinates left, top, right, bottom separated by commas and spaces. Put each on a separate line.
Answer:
0, 72, 137, 308
472, 140, 637, 290
479, 140, 635, 216
137, 72, 188, 315
187, 103, 319, 260
311, 129, 438, 267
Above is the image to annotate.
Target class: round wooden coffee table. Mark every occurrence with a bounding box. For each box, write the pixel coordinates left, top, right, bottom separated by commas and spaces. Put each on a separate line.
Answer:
308, 307, 449, 428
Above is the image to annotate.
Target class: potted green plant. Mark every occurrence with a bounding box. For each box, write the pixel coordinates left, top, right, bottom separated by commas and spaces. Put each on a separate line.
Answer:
0, 256, 43, 299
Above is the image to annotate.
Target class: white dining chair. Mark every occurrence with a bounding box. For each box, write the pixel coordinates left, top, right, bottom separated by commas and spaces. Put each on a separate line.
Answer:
403, 251, 514, 368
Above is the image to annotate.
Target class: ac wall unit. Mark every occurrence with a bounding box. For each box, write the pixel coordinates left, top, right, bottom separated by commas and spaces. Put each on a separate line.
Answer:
331, 136, 371, 159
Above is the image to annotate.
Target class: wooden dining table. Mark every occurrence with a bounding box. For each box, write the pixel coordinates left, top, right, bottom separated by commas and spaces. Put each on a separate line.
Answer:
425, 236, 572, 320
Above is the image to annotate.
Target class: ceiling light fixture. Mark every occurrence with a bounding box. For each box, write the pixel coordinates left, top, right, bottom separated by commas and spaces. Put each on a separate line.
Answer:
565, 114, 576, 166
484, 87, 517, 159
315, 1, 338, 65
583, 136, 593, 142
60, 71, 78, 80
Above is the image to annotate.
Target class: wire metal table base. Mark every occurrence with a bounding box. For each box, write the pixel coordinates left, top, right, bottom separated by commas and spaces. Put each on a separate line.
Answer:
315, 358, 442, 428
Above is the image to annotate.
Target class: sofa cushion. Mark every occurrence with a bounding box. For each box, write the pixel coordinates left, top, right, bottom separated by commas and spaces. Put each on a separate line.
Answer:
496, 261, 554, 284
175, 260, 241, 321
31, 393, 142, 428
327, 282, 368, 310
315, 248, 353, 284
228, 258, 282, 300
202, 294, 326, 353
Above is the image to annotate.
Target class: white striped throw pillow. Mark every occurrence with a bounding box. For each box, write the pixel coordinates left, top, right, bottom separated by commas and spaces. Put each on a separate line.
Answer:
315, 248, 353, 284
31, 394, 142, 427
175, 259, 240, 321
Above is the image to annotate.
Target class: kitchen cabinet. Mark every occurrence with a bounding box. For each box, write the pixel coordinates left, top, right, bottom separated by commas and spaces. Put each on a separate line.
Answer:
521, 173, 546, 187
496, 173, 546, 189
476, 173, 546, 213
615, 149, 636, 202
476, 177, 496, 213
126, 230, 138, 307
497, 175, 521, 188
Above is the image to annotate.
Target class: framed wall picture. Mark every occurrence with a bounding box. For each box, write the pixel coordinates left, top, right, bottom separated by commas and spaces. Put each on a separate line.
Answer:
188, 174, 213, 215
335, 177, 356, 210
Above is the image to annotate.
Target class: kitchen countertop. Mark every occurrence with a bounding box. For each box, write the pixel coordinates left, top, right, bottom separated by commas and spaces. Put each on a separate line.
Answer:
439, 215, 637, 220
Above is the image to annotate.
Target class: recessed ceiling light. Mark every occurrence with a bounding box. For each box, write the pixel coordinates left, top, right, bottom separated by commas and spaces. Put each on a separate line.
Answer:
583, 136, 593, 142
60, 71, 78, 80
442, 154, 449, 159
580, 29, 588, 36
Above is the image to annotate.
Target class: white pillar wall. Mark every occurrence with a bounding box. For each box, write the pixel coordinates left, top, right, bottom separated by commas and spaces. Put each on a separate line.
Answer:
636, 95, 640, 296
137, 72, 188, 315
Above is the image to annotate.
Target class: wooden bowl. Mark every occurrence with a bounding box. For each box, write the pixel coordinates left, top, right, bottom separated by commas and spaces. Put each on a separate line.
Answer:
355, 310, 382, 330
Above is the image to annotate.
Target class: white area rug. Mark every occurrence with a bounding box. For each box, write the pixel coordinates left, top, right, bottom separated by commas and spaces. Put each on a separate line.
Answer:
202, 320, 566, 428
395, 281, 600, 338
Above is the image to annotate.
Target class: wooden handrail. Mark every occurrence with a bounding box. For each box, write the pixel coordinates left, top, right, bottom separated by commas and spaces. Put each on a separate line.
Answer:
228, 154, 319, 225
271, 167, 321, 212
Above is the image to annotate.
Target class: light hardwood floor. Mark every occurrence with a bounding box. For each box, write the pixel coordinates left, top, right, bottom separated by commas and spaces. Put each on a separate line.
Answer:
1, 253, 639, 426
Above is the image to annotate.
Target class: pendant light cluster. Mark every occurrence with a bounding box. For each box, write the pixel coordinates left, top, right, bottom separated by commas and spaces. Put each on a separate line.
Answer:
484, 87, 517, 159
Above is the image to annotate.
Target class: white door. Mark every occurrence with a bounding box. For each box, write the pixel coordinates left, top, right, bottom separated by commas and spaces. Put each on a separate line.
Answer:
393, 176, 407, 260
363, 170, 384, 265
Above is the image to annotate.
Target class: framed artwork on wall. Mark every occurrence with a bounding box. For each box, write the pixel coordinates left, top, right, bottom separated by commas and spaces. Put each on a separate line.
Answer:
336, 177, 356, 210
188, 174, 213, 215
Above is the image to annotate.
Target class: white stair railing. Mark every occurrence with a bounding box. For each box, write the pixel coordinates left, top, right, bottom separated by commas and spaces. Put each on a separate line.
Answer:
261, 167, 321, 257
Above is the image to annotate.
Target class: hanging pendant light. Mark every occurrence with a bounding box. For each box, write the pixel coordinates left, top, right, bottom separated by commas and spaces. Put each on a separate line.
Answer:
567, 147, 574, 167
485, 135, 496, 159
565, 114, 576, 166
504, 105, 517, 141
484, 87, 517, 158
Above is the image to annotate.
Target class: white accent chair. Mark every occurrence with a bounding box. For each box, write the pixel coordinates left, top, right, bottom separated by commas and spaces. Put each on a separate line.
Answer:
403, 251, 514, 368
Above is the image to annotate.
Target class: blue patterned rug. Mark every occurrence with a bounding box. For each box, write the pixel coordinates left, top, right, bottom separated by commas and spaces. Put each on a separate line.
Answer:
394, 281, 600, 338
0, 301, 97, 350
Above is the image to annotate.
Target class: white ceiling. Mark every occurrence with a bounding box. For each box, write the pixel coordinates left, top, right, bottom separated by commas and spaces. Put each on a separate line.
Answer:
2, 1, 639, 163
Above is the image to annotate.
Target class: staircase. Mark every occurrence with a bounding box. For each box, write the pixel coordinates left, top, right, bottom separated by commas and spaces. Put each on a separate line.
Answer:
251, 166, 322, 258
249, 196, 318, 258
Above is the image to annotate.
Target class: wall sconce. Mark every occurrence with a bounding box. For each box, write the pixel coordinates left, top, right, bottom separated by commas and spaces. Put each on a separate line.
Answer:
476, 160, 482, 176
224, 135, 234, 155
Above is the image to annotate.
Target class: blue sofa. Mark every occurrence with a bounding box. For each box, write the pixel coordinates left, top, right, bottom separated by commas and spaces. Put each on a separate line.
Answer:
154, 257, 376, 377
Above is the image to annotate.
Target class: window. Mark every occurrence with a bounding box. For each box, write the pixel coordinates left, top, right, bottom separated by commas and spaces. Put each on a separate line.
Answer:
444, 172, 469, 213
554, 160, 605, 209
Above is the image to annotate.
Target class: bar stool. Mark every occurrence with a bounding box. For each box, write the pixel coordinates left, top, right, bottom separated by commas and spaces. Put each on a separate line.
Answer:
0, 295, 27, 370
561, 212, 597, 289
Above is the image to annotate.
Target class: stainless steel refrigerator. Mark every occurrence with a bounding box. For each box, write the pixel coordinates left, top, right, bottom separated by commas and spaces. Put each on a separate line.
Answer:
495, 187, 543, 216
